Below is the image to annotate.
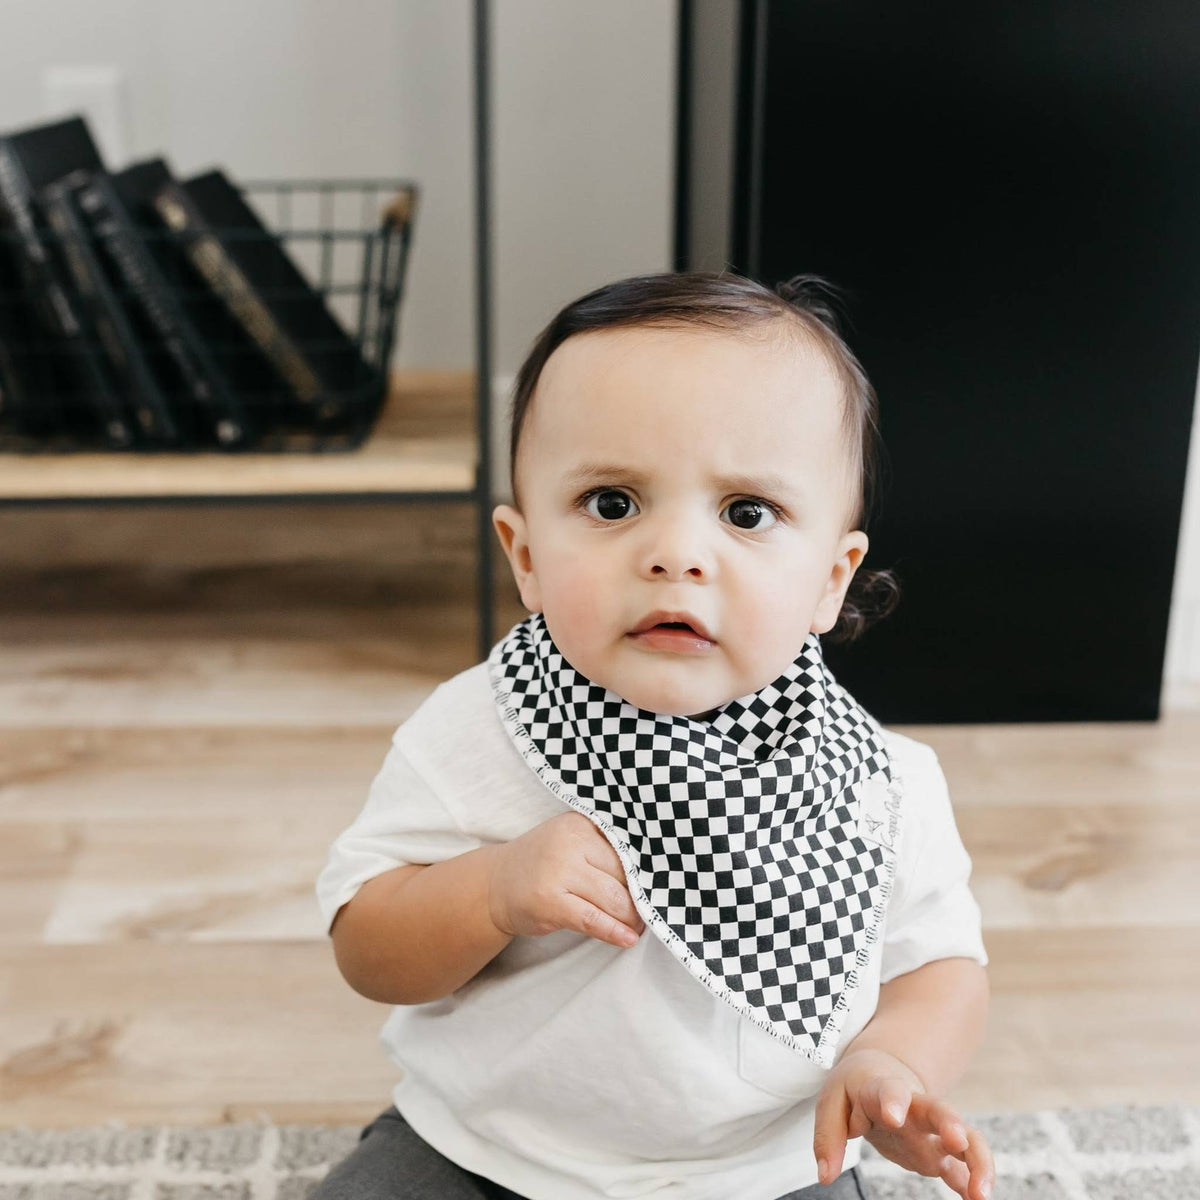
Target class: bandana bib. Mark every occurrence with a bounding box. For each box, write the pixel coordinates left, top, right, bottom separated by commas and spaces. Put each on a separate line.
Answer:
487, 611, 904, 1069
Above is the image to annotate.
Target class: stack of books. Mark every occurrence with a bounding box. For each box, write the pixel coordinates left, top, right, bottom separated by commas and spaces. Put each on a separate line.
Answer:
0, 114, 416, 453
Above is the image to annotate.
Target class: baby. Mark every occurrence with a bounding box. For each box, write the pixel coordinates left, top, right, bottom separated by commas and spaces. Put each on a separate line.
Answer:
315, 271, 995, 1200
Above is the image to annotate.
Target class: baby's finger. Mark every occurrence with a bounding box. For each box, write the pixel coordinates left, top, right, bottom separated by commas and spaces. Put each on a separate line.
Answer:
579, 820, 634, 884
940, 1153, 972, 1199
939, 1125, 995, 1200
909, 1093, 969, 1147
957, 1125, 995, 1200
563, 892, 642, 948
580, 863, 645, 934
934, 1109, 970, 1153
871, 1076, 914, 1129
846, 1097, 873, 1141
812, 1083, 850, 1185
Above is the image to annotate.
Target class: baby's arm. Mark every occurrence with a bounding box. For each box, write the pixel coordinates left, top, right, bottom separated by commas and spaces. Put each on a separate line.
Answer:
330, 845, 513, 1005
841, 955, 989, 1096
329, 810, 644, 1006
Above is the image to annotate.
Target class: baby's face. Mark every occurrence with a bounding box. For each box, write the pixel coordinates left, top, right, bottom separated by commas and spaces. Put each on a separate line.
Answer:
492, 324, 868, 720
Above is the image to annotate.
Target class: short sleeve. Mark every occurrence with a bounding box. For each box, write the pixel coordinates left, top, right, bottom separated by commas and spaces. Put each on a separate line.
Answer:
314, 728, 487, 935
878, 741, 989, 984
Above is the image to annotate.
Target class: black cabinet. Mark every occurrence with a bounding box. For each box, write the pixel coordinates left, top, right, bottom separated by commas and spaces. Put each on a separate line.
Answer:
678, 0, 1200, 722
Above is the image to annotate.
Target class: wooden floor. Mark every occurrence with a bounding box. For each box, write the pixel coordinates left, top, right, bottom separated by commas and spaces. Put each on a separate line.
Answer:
1, 372, 1197, 1128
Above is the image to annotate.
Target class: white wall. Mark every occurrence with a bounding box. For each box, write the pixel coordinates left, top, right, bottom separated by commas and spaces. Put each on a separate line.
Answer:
2, 0, 1198, 703
493, 3, 674, 381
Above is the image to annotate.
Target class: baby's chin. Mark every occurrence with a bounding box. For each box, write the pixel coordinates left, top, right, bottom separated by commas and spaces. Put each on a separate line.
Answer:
624, 691, 727, 720
570, 643, 733, 717
609, 683, 725, 719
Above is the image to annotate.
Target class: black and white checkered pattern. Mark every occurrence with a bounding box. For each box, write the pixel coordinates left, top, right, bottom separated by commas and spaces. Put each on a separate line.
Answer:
487, 611, 905, 1069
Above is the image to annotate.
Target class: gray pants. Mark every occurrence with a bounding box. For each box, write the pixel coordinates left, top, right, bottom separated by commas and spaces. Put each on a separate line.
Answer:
311, 1105, 871, 1200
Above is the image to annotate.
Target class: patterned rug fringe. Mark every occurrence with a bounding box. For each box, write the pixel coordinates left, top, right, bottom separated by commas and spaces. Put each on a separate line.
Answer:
1, 1101, 1197, 1199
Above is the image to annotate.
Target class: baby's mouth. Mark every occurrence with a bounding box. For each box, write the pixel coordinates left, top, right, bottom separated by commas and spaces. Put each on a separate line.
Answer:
627, 623, 716, 652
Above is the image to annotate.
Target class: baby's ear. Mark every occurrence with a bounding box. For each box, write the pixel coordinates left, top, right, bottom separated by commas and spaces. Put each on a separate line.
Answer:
492, 504, 542, 613
810, 531, 868, 634
491, 503, 530, 570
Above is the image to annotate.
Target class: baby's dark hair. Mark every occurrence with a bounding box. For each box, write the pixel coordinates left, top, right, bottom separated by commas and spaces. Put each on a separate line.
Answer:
505, 270, 900, 644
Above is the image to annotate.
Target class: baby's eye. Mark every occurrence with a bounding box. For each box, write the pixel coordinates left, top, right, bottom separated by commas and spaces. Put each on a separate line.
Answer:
725, 497, 779, 531
581, 488, 639, 521
578, 488, 781, 531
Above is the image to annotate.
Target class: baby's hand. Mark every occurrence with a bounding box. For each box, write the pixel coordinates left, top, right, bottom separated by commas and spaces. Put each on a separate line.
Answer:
486, 811, 645, 949
813, 1048, 995, 1200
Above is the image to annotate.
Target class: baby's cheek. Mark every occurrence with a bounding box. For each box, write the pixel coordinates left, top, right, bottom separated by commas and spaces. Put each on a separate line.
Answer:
737, 578, 817, 669
738, 577, 796, 634
538, 559, 616, 667
548, 556, 608, 625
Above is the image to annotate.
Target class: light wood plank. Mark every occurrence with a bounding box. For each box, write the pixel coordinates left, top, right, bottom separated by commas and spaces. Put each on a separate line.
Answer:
0, 941, 396, 1128
0, 370, 477, 501
5, 794, 1199, 951
972, 926, 1198, 1110
0, 632, 454, 728
0, 433, 475, 500
894, 718, 1200, 805
0, 725, 394, 822
2, 927, 1192, 1128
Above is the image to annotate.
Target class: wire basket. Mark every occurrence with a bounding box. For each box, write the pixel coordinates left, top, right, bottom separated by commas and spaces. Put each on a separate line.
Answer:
0, 177, 417, 454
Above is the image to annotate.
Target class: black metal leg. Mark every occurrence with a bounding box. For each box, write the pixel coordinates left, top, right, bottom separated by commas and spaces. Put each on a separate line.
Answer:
473, 0, 494, 664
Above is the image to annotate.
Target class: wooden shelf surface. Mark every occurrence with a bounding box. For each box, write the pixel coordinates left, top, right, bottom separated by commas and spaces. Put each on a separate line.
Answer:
0, 370, 478, 502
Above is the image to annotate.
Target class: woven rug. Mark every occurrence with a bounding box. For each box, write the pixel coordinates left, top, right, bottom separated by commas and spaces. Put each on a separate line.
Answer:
1, 1102, 1197, 1199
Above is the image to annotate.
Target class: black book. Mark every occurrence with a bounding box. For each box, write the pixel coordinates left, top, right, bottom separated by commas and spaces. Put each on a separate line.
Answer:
0, 115, 134, 446
0, 244, 32, 433
73, 163, 253, 449
0, 238, 81, 444
151, 169, 383, 434
0, 336, 17, 429
0, 331, 23, 436
116, 158, 294, 444
41, 170, 180, 446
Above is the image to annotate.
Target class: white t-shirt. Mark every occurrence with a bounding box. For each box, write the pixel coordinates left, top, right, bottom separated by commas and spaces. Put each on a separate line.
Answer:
315, 660, 988, 1200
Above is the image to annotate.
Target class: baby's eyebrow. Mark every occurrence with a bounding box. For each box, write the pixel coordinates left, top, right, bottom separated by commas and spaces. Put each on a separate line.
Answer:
562, 462, 801, 502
